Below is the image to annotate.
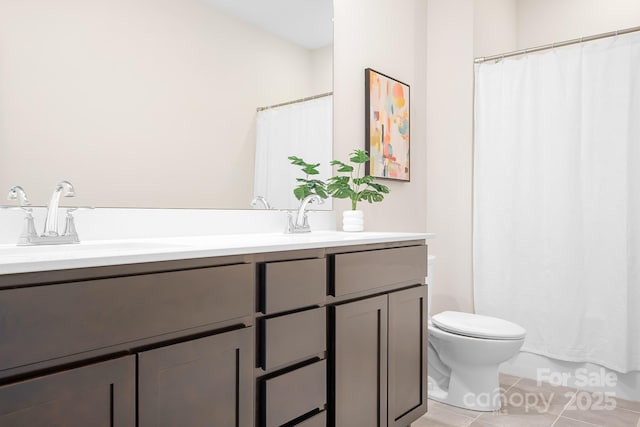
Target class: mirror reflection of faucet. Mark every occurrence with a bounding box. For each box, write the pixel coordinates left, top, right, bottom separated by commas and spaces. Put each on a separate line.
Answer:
5, 181, 85, 246
250, 196, 272, 210
285, 194, 324, 233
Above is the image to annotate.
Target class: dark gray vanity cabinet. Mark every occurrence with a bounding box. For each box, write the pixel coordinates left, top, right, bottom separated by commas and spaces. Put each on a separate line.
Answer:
139, 327, 254, 427
0, 239, 429, 427
0, 356, 135, 427
330, 244, 428, 427
331, 287, 428, 427
0, 256, 255, 427
256, 255, 328, 427
388, 286, 429, 427
333, 294, 389, 426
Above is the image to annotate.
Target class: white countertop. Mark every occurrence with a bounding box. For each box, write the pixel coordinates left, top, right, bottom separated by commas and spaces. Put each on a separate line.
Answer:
0, 231, 433, 275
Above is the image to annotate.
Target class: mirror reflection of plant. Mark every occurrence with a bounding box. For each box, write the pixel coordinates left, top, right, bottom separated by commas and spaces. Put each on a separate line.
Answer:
327, 149, 390, 211
288, 156, 329, 201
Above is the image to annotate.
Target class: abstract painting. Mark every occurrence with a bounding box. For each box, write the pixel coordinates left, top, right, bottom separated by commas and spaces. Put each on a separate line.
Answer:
365, 68, 410, 181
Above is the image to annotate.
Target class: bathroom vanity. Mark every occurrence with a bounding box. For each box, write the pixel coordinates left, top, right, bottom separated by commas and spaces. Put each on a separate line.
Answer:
0, 232, 429, 426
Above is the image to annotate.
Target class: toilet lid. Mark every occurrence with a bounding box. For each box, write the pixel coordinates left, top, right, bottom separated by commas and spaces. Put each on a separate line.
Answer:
432, 311, 526, 340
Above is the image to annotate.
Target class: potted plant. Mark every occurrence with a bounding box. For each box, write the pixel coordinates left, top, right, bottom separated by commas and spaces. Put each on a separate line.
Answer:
288, 156, 328, 202
327, 149, 390, 231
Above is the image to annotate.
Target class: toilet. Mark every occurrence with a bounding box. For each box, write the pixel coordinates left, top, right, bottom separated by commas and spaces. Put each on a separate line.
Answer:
427, 256, 526, 411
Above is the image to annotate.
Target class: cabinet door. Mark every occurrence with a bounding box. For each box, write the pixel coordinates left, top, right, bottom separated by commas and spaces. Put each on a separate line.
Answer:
138, 327, 253, 427
332, 295, 387, 427
0, 356, 135, 427
388, 286, 428, 427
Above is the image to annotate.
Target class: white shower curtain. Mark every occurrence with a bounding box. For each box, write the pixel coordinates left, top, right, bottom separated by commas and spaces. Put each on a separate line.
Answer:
254, 95, 332, 210
474, 32, 640, 373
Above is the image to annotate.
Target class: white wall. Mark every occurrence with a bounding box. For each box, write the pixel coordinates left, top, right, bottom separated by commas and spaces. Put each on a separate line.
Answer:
0, 0, 329, 209
311, 45, 333, 95
425, 0, 475, 314
474, 0, 517, 57
425, 0, 516, 315
333, 0, 428, 232
517, 0, 640, 49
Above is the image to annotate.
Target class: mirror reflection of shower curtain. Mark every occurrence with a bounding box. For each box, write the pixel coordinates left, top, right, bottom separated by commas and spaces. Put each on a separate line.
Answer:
473, 32, 640, 373
254, 95, 332, 210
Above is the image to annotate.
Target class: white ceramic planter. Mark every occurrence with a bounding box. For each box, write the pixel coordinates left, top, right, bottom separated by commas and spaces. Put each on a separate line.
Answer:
342, 210, 364, 232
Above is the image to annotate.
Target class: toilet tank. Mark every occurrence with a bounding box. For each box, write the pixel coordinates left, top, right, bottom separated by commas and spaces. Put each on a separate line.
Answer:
427, 255, 435, 317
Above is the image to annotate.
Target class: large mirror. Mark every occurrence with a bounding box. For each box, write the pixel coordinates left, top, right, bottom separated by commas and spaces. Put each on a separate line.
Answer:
0, 0, 333, 209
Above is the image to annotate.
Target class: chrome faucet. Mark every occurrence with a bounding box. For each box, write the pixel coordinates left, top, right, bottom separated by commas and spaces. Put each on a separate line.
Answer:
251, 195, 272, 209
4, 181, 80, 245
42, 180, 75, 237
286, 194, 324, 233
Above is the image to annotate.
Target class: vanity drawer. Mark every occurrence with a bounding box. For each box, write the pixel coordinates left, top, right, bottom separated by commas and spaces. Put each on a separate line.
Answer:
260, 258, 326, 314
261, 360, 326, 427
332, 245, 427, 296
0, 264, 253, 371
259, 307, 326, 370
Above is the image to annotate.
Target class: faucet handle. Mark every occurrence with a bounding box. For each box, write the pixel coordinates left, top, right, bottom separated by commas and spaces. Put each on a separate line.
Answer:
285, 211, 295, 234
62, 209, 78, 239
62, 206, 94, 236
19, 213, 38, 244
7, 186, 32, 213
4, 186, 38, 244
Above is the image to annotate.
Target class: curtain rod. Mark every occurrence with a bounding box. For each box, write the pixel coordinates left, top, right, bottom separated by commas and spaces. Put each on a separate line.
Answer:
256, 92, 333, 112
474, 25, 640, 64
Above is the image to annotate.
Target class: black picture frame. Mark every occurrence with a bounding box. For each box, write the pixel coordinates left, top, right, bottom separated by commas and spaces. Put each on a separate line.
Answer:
364, 68, 410, 182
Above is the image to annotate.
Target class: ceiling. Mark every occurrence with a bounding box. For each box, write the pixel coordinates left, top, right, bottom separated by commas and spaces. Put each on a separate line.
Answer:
201, 0, 333, 50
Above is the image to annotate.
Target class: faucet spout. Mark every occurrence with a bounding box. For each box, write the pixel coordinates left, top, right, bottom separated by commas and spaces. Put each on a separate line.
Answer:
42, 180, 75, 237
296, 194, 323, 227
285, 194, 324, 233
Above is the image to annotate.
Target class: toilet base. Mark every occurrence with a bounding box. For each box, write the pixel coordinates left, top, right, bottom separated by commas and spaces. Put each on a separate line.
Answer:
428, 376, 502, 411
428, 365, 502, 412
427, 322, 525, 412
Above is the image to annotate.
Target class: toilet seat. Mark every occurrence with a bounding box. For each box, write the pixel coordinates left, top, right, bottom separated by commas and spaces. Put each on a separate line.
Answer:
432, 311, 526, 340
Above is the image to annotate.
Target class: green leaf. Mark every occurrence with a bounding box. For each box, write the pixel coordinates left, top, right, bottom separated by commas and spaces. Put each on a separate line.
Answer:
353, 176, 374, 186
330, 160, 353, 173
330, 188, 353, 199
368, 182, 390, 193
302, 165, 320, 175
288, 156, 305, 166
327, 181, 353, 199
359, 189, 385, 203
315, 187, 329, 199
350, 149, 370, 164
293, 186, 311, 201
359, 175, 375, 184
328, 175, 349, 185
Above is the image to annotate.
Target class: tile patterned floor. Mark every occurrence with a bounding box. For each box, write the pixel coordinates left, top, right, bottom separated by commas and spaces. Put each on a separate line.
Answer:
412, 374, 640, 427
